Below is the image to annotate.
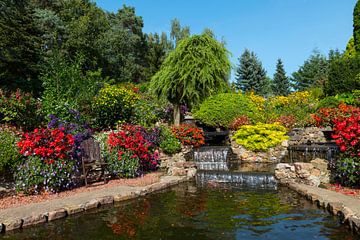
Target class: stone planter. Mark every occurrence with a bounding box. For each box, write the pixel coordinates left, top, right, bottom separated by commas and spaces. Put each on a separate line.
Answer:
321, 129, 334, 142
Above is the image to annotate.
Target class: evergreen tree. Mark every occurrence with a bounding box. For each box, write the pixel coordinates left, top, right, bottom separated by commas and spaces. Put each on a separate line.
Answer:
235, 49, 267, 95
0, 0, 42, 93
150, 34, 230, 125
291, 50, 328, 91
354, 0, 360, 52
170, 18, 190, 47
272, 59, 290, 96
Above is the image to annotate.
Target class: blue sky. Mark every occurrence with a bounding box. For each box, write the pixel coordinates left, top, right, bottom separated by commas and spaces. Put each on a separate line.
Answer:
95, 0, 356, 79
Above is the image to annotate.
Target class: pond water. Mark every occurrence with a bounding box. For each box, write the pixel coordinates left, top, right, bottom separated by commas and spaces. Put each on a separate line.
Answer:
1, 182, 356, 240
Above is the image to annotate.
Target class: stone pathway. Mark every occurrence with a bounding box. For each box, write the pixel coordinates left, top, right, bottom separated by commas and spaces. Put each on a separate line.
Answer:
287, 182, 360, 234
0, 175, 188, 233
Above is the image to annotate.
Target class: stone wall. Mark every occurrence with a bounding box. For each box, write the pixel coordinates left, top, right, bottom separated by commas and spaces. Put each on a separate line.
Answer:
288, 127, 327, 145
275, 158, 330, 187
159, 147, 197, 178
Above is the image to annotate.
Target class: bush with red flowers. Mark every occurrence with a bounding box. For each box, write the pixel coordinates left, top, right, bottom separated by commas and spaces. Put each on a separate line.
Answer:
312, 103, 360, 128
229, 116, 251, 130
15, 127, 78, 194
171, 124, 205, 148
331, 114, 360, 186
107, 124, 159, 178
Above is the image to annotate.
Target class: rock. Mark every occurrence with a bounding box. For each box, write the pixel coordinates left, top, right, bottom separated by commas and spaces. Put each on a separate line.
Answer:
275, 163, 292, 170
172, 168, 187, 176
64, 205, 84, 215
281, 140, 289, 147
22, 214, 46, 227
96, 196, 114, 206
48, 208, 67, 221
0, 223, 3, 233
297, 169, 311, 179
84, 199, 100, 210
307, 176, 320, 187
310, 158, 328, 172
294, 162, 314, 172
187, 168, 197, 178
3, 218, 22, 231
310, 168, 321, 177
113, 193, 136, 202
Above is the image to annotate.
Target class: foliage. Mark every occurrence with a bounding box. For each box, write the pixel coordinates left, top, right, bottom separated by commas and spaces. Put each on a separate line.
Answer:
312, 103, 360, 128
0, 126, 21, 173
335, 157, 360, 186
107, 124, 159, 174
41, 53, 105, 121
150, 33, 231, 124
131, 95, 165, 127
344, 37, 356, 58
235, 49, 267, 95
171, 124, 205, 148
15, 155, 76, 194
268, 115, 297, 130
159, 125, 181, 155
0, 89, 43, 130
92, 84, 140, 128
106, 150, 140, 178
163, 104, 188, 123
193, 93, 257, 128
325, 55, 360, 96
229, 116, 251, 130
232, 123, 289, 152
316, 96, 341, 109
335, 91, 360, 106
291, 51, 328, 91
272, 59, 290, 96
246, 91, 265, 111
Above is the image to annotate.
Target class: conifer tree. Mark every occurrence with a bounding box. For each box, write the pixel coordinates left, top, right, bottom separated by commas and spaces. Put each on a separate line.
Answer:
353, 0, 360, 52
235, 49, 267, 95
272, 59, 290, 96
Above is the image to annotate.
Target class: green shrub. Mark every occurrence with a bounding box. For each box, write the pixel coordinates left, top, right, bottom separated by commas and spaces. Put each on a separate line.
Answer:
232, 123, 288, 152
106, 150, 139, 178
92, 84, 140, 128
316, 96, 341, 109
193, 93, 257, 128
336, 157, 360, 186
159, 126, 181, 155
0, 127, 21, 173
131, 96, 165, 127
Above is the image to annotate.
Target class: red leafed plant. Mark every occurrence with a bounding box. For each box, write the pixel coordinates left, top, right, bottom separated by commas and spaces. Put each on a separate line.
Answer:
332, 114, 360, 157
229, 116, 251, 130
107, 124, 159, 172
312, 103, 360, 128
171, 124, 205, 148
17, 128, 75, 163
268, 115, 296, 130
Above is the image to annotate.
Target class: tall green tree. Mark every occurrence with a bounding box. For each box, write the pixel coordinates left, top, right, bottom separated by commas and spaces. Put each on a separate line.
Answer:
272, 59, 290, 96
291, 51, 328, 91
0, 0, 42, 93
170, 18, 190, 47
235, 49, 267, 95
354, 0, 360, 52
150, 34, 231, 125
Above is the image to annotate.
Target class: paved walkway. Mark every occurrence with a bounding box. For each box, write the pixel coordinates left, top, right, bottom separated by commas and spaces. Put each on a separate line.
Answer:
0, 175, 187, 232
288, 182, 360, 233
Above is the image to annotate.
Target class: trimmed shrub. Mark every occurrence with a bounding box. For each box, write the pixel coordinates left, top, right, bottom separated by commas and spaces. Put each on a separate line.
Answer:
92, 84, 140, 128
232, 123, 288, 152
0, 126, 21, 173
193, 93, 257, 128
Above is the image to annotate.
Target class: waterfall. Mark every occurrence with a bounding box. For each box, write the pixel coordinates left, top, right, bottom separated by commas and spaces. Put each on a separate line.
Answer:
287, 143, 339, 163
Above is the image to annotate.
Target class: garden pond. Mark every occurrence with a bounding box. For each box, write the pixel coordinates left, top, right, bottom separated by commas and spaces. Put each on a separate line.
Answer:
0, 181, 356, 240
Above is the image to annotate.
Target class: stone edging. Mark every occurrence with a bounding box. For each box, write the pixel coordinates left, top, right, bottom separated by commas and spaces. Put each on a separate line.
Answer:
285, 182, 360, 235
0, 176, 189, 233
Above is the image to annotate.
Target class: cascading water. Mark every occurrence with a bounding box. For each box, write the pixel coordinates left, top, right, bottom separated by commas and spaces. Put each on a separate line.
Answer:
193, 146, 277, 190
287, 143, 339, 163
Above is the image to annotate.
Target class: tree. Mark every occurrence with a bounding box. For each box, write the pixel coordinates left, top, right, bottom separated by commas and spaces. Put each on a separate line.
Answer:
235, 49, 267, 95
150, 34, 231, 125
0, 0, 42, 93
344, 37, 356, 58
354, 0, 360, 52
272, 59, 290, 96
170, 18, 190, 47
291, 50, 328, 91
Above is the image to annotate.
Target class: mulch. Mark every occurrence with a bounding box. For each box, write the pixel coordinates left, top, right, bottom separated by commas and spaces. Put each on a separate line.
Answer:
322, 183, 360, 200
0, 172, 162, 210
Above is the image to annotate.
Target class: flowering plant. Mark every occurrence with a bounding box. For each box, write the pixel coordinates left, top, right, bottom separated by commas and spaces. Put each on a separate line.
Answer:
268, 115, 296, 130
107, 124, 159, 176
171, 124, 205, 148
230, 116, 251, 130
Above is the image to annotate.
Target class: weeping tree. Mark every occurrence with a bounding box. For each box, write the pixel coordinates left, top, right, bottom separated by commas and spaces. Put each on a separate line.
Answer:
150, 33, 230, 125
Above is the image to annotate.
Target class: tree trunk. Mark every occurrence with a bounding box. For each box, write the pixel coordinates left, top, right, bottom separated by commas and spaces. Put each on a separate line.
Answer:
173, 103, 181, 126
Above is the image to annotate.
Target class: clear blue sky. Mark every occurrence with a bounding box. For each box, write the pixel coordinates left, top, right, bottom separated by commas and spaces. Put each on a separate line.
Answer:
95, 0, 356, 79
